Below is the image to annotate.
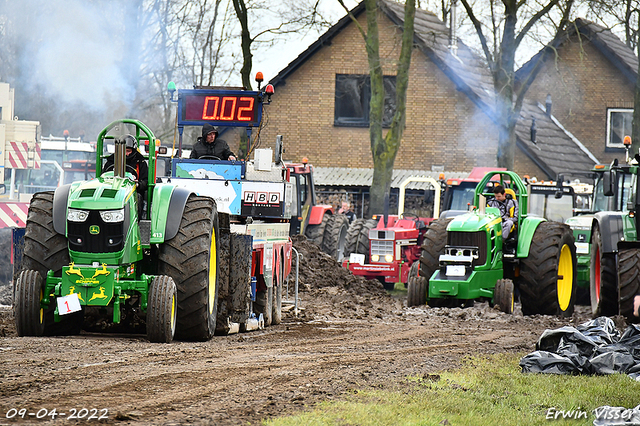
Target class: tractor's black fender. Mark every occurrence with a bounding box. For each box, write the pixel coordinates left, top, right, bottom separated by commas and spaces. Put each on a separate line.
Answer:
52, 185, 73, 235
164, 187, 194, 241
591, 212, 624, 254
439, 210, 467, 220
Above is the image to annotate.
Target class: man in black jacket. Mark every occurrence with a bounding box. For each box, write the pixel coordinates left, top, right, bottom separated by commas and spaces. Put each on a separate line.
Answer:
102, 135, 148, 195
190, 124, 236, 160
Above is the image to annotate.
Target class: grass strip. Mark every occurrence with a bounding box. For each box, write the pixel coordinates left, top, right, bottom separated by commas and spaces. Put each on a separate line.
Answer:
267, 353, 640, 425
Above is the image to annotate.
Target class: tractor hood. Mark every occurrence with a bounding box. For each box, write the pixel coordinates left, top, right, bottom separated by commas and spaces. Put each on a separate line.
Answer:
447, 209, 501, 233
565, 214, 593, 230
67, 174, 137, 211
64, 174, 140, 266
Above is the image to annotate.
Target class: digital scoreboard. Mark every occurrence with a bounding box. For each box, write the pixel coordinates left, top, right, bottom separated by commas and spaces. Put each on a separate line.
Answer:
177, 89, 263, 127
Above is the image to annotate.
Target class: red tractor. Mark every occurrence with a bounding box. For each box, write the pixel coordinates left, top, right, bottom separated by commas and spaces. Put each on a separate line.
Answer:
342, 176, 442, 290
286, 158, 349, 261
441, 167, 507, 217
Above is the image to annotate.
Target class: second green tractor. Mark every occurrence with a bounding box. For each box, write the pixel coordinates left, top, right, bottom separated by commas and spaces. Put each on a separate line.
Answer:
408, 170, 577, 316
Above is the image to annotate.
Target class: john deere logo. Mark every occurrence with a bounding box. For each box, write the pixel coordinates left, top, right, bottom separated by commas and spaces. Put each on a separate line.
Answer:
89, 225, 100, 235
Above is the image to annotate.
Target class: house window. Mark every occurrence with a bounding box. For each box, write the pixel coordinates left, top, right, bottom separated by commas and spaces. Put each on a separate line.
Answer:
334, 74, 396, 127
606, 108, 633, 149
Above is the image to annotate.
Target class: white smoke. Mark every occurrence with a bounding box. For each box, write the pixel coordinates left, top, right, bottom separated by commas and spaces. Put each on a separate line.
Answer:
16, 0, 134, 111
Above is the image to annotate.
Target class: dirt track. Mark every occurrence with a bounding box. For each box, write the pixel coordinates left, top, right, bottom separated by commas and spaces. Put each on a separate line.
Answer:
0, 237, 595, 425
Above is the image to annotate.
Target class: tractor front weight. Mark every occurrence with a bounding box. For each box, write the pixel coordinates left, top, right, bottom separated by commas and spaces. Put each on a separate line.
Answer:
46, 263, 152, 324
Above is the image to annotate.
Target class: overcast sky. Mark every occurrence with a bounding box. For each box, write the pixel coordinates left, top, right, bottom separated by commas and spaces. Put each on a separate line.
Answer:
256, 0, 358, 82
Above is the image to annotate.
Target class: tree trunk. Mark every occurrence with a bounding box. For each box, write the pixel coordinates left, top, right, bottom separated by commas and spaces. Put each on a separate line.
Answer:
632, 38, 640, 157
233, 0, 253, 90
368, 0, 416, 215
495, 0, 517, 170
496, 91, 516, 170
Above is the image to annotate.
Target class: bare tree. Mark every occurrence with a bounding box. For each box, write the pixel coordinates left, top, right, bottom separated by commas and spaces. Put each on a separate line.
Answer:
459, 0, 575, 169
338, 0, 416, 214
232, 0, 332, 90
587, 0, 640, 49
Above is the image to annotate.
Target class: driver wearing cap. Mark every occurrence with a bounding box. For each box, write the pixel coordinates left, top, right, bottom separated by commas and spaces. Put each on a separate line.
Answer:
190, 124, 236, 160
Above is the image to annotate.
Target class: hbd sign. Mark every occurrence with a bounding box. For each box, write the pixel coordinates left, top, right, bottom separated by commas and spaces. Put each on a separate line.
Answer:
241, 186, 283, 217
243, 192, 280, 204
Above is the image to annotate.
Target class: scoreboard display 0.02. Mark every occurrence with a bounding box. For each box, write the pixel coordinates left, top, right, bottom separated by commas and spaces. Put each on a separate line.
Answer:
178, 89, 262, 127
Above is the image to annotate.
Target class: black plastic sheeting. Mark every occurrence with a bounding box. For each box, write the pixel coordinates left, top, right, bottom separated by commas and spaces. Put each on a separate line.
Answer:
520, 317, 640, 379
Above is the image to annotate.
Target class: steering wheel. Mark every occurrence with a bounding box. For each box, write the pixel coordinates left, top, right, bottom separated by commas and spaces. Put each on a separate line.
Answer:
198, 155, 221, 160
400, 212, 419, 220
103, 164, 138, 179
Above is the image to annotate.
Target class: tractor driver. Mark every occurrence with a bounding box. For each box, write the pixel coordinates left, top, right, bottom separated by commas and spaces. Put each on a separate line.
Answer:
190, 124, 237, 160
487, 184, 518, 240
103, 135, 148, 196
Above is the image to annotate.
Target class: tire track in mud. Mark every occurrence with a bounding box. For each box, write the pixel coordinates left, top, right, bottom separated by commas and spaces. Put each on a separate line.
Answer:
0, 309, 588, 425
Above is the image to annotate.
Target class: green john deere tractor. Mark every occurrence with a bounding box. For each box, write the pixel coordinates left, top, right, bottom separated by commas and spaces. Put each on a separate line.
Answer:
408, 170, 577, 316
589, 154, 640, 322
14, 119, 219, 343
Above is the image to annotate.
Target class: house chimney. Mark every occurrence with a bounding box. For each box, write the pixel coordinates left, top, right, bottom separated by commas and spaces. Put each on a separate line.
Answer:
449, 0, 458, 56
530, 118, 537, 144
545, 94, 552, 117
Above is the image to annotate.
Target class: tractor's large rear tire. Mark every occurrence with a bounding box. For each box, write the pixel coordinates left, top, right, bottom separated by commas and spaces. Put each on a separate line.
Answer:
343, 218, 377, 262
407, 261, 427, 307
322, 214, 349, 261
305, 213, 330, 247
21, 192, 69, 278
419, 218, 452, 280
19, 192, 82, 335
158, 195, 219, 341
617, 248, 640, 322
590, 225, 619, 316
14, 270, 46, 336
146, 275, 177, 343
519, 222, 577, 316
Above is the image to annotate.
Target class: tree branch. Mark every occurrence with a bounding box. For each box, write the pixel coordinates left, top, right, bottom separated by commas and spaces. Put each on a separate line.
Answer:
460, 0, 496, 77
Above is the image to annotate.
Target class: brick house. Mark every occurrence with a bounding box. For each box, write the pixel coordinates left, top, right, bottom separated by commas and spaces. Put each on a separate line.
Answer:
258, 0, 596, 181
519, 19, 638, 166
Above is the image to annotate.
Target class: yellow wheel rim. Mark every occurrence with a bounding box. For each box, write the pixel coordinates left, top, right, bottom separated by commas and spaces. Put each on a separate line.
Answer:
39, 287, 44, 325
557, 244, 573, 311
208, 228, 217, 315
170, 293, 176, 332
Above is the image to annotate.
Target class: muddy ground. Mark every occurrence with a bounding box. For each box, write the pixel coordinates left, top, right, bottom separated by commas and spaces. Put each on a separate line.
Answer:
0, 236, 600, 425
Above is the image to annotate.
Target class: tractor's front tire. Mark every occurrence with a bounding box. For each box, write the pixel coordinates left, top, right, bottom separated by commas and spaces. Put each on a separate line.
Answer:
14, 270, 46, 336
322, 214, 349, 261
158, 195, 219, 341
343, 218, 377, 262
494, 279, 514, 314
419, 218, 452, 280
147, 275, 177, 343
519, 222, 577, 316
617, 248, 640, 322
255, 287, 273, 326
407, 261, 427, 307
590, 225, 619, 316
